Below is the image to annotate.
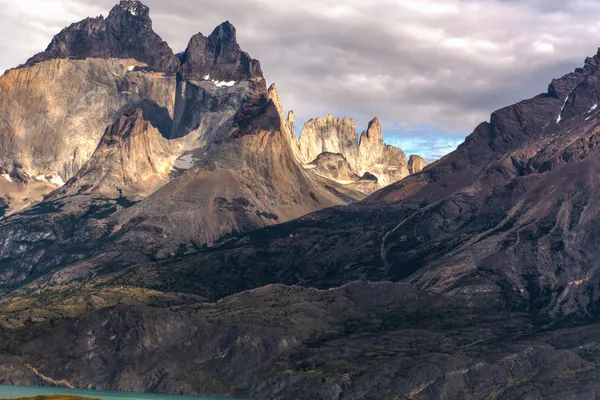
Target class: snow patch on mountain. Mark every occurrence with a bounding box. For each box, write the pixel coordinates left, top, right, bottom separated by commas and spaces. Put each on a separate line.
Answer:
201, 74, 236, 87
174, 154, 198, 170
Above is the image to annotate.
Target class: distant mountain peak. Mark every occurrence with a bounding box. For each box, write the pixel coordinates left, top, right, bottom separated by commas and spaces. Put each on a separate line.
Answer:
179, 21, 263, 82
111, 0, 150, 19
210, 21, 237, 42
361, 117, 383, 143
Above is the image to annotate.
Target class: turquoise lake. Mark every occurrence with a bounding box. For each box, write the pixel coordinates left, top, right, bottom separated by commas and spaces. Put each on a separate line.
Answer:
0, 385, 235, 399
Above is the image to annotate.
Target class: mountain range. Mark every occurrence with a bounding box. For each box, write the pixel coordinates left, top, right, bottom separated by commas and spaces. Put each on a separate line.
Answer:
3, 1, 600, 400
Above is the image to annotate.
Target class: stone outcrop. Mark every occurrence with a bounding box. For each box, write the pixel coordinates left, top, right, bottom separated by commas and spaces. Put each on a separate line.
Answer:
304, 152, 360, 183
408, 154, 427, 174
358, 117, 410, 186
298, 115, 360, 171
297, 115, 424, 190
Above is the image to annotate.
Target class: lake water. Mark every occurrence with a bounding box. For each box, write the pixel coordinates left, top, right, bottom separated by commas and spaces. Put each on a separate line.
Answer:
0, 385, 235, 399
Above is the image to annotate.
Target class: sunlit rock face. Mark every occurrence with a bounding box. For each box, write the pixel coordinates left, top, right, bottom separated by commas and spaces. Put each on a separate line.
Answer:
54, 108, 176, 199
298, 114, 361, 171
0, 58, 177, 183
358, 117, 411, 186
408, 154, 428, 174
297, 115, 426, 192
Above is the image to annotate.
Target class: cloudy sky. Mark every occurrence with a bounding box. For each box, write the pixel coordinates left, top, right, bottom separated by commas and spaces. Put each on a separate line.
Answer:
1, 0, 600, 160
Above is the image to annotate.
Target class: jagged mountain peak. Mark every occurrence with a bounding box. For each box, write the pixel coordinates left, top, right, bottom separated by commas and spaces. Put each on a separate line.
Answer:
22, 1, 266, 82
24, 0, 179, 72
110, 0, 150, 20
179, 20, 263, 82
209, 20, 238, 43
360, 117, 383, 144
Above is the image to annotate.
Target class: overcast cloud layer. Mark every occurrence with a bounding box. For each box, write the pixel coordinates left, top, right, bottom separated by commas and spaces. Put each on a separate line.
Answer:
2, 0, 600, 160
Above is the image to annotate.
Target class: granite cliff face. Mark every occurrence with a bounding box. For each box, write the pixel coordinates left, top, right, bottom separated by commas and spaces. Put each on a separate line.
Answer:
0, 57, 175, 183
55, 108, 176, 199
297, 115, 426, 192
298, 115, 360, 171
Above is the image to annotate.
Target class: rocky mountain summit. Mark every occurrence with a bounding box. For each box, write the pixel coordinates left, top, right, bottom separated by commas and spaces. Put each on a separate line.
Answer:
297, 114, 427, 191
179, 21, 263, 82
25, 0, 180, 73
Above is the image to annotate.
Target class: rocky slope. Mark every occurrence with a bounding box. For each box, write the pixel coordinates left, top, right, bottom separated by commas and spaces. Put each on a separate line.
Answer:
3, 281, 600, 400
104, 79, 344, 256
297, 115, 427, 192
